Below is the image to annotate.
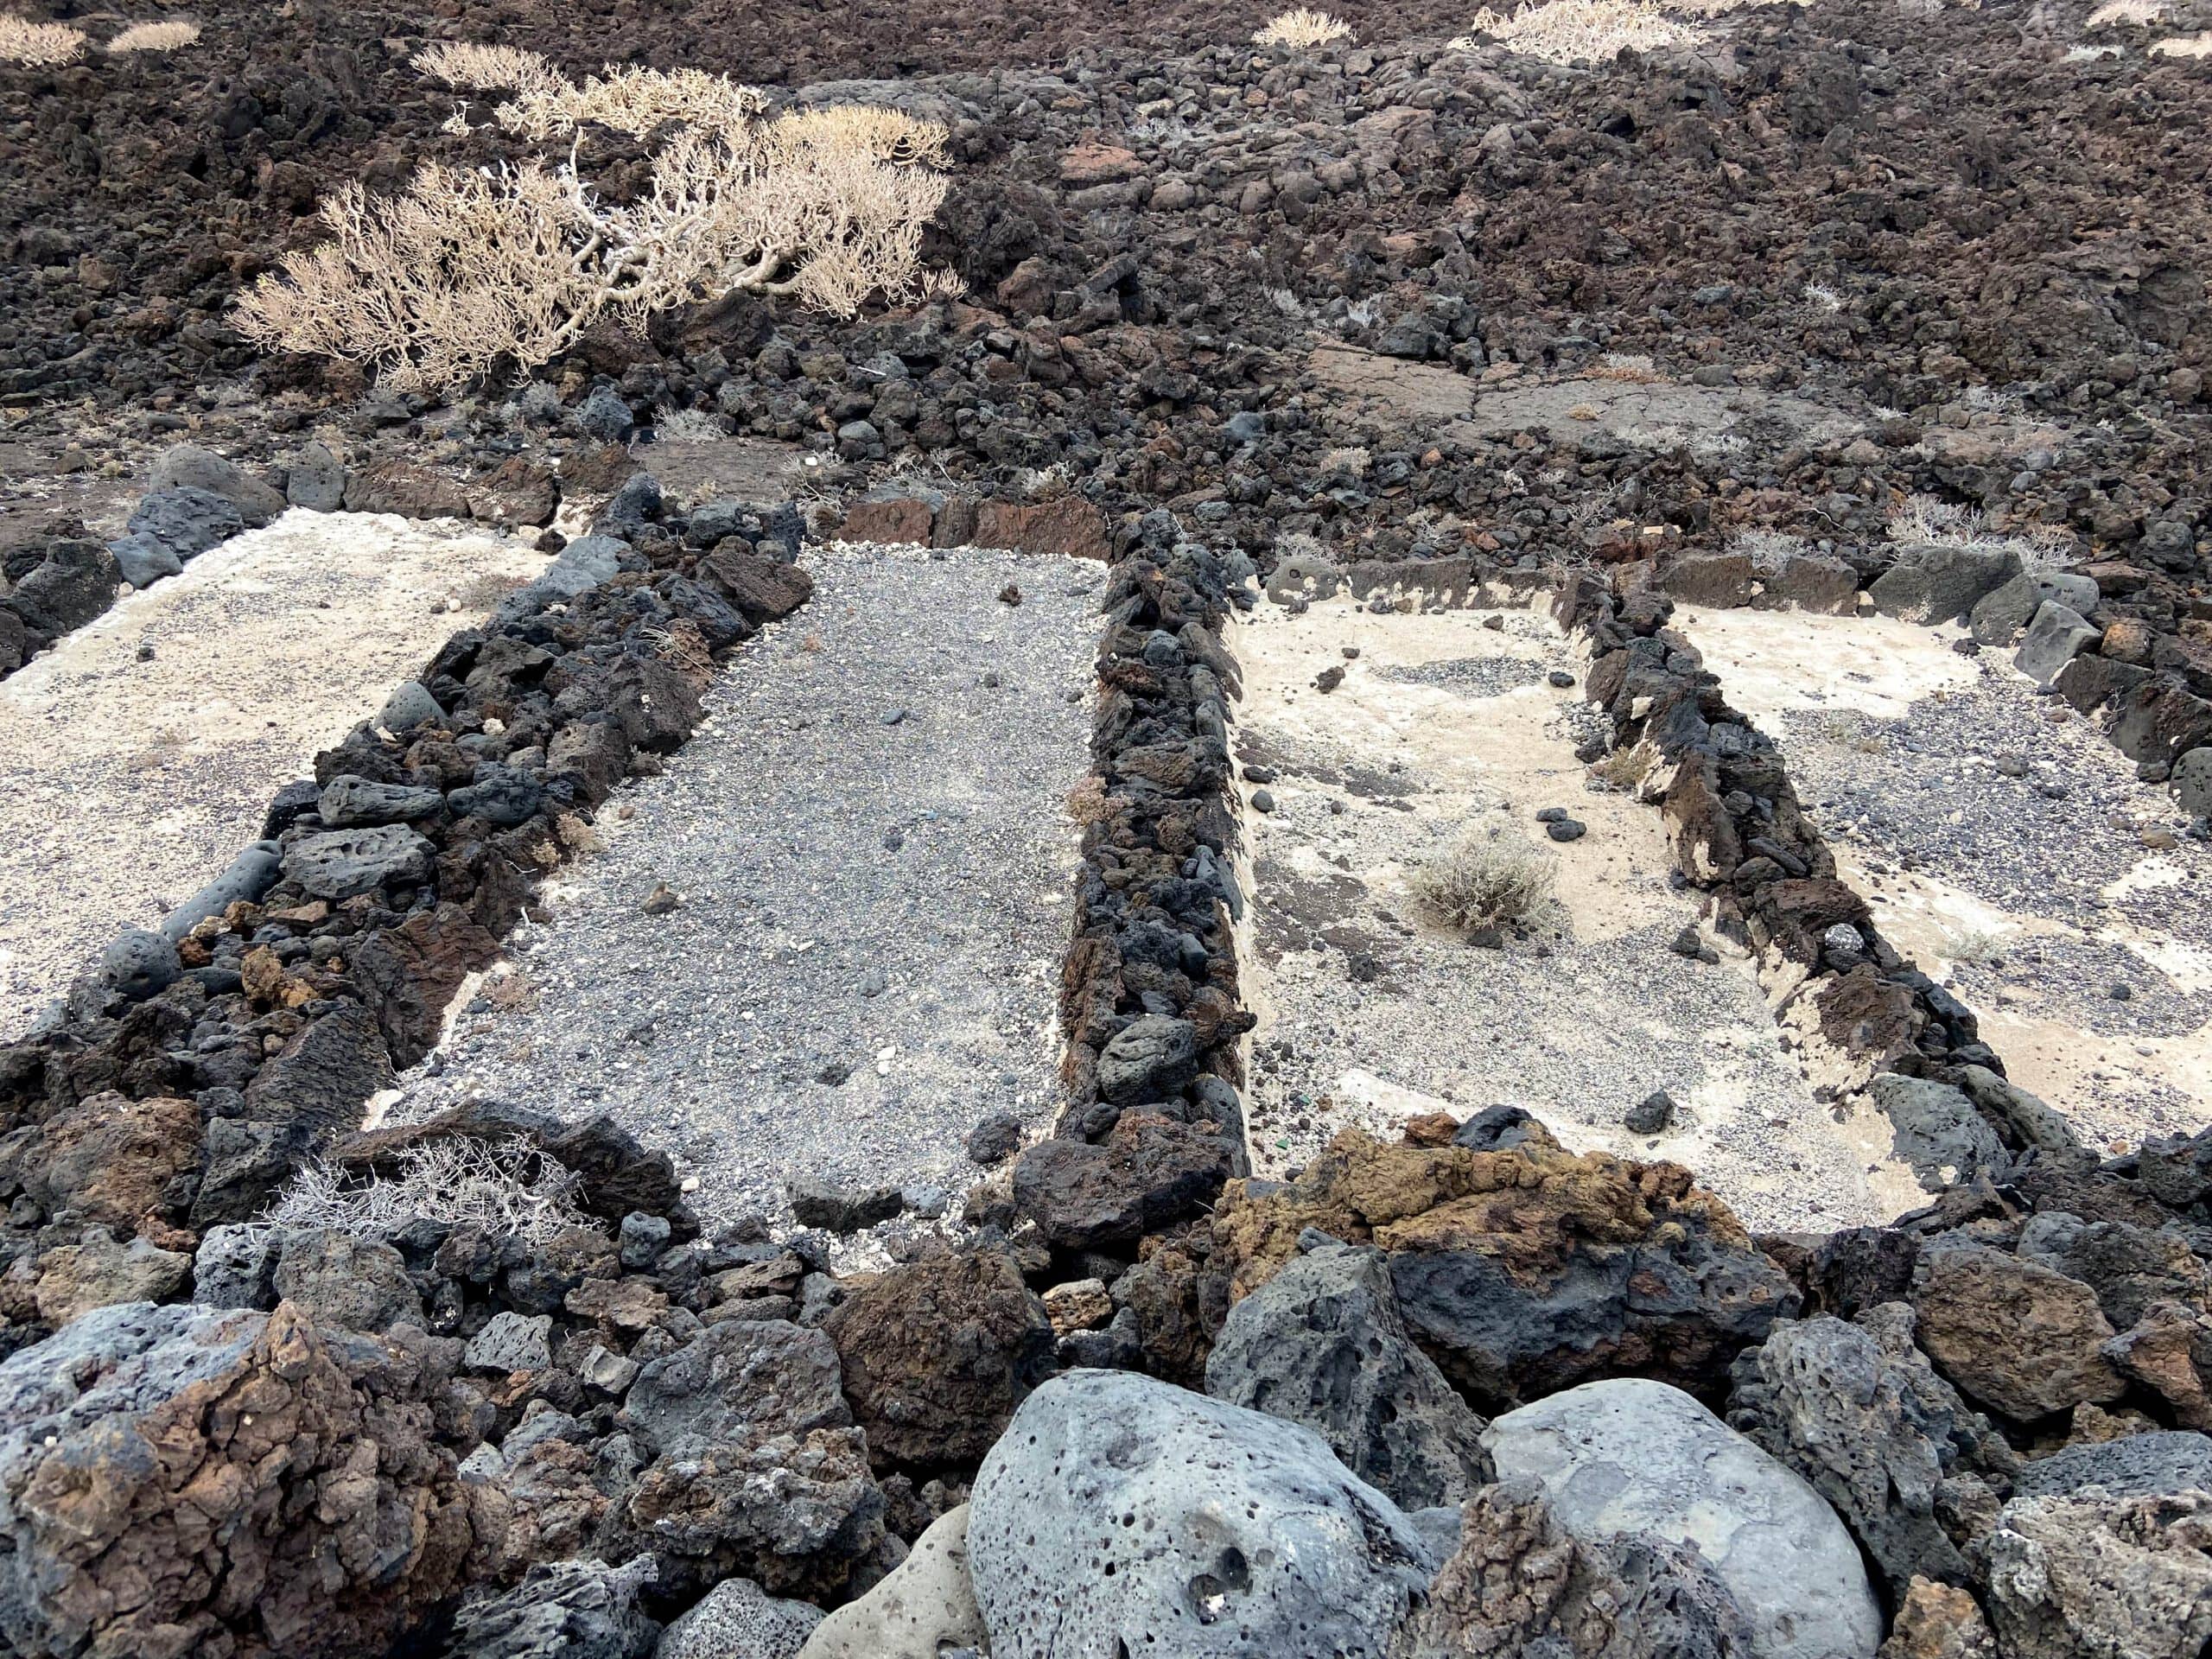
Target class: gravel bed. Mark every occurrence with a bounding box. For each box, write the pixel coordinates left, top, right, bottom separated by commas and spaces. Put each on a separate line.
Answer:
391, 542, 1100, 1231
1680, 606, 2212, 1146
1234, 601, 1910, 1232
0, 510, 543, 1039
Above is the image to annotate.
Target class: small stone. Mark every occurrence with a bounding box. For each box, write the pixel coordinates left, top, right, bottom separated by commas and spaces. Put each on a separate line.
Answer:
581, 1344, 641, 1395
377, 681, 444, 734
1535, 807, 1568, 823
1313, 665, 1345, 693
882, 708, 907, 726
1669, 926, 1705, 959
967, 1111, 1023, 1166
1341, 645, 1361, 659
100, 928, 181, 1001
1545, 818, 1587, 842
1996, 753, 2030, 777
999, 582, 1022, 606
1042, 1278, 1114, 1334
464, 1311, 553, 1373
1251, 788, 1277, 813
2111, 983, 2133, 1001
1548, 669, 1576, 688
1625, 1090, 1676, 1135
619, 1211, 671, 1271
641, 882, 680, 915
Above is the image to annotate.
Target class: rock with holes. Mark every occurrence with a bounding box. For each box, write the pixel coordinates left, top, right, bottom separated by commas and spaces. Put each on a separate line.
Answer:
1203, 1238, 1491, 1510
967, 1368, 1444, 1659
658, 1576, 823, 1659
1484, 1378, 1884, 1659
1971, 1490, 2212, 1659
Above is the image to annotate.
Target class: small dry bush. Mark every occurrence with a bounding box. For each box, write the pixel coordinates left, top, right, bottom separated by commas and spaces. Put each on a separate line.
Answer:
2087, 0, 2168, 22
1254, 8, 1353, 46
108, 19, 201, 52
238, 54, 951, 393
1589, 744, 1649, 791
1409, 830, 1554, 932
0, 14, 86, 64
267, 1134, 590, 1245
1454, 0, 1698, 60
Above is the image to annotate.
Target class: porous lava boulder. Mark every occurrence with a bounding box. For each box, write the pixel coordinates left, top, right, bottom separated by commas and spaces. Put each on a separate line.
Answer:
1399, 1477, 1755, 1659
1485, 1379, 1884, 1659
1726, 1306, 2016, 1602
1204, 1238, 1491, 1510
1970, 1490, 2212, 1659
968, 1369, 1443, 1659
1909, 1239, 2124, 1421
0, 1090, 198, 1232
823, 1249, 1056, 1471
0, 1300, 495, 1659
1211, 1125, 1798, 1407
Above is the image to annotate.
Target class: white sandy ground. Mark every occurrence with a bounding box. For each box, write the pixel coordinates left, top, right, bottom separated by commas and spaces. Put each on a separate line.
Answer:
1680, 605, 2212, 1153
0, 509, 544, 1039
387, 543, 1099, 1240
1231, 597, 1926, 1232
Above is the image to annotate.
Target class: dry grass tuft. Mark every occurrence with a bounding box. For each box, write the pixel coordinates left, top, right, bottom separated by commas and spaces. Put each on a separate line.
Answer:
1254, 7, 1353, 46
1409, 829, 1555, 933
1454, 0, 1699, 60
108, 19, 201, 52
0, 13, 86, 64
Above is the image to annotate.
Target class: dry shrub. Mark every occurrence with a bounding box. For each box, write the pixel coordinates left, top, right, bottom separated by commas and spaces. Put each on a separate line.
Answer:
1409, 829, 1555, 933
1589, 744, 1649, 791
2152, 28, 2212, 51
108, 19, 201, 52
1455, 0, 1698, 61
267, 1135, 591, 1245
0, 13, 85, 63
1254, 7, 1353, 46
238, 56, 951, 392
2086, 0, 2168, 22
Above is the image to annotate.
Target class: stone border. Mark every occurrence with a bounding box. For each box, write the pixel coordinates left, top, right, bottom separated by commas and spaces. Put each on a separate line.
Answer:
0, 470, 811, 1349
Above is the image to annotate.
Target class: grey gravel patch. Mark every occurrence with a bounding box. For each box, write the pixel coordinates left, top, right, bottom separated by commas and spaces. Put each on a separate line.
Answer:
394, 542, 1098, 1231
1374, 656, 1546, 698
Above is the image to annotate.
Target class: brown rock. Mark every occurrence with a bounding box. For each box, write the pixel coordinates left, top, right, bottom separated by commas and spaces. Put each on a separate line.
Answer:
1058, 141, 1142, 185
558, 441, 636, 493
341, 460, 473, 520
841, 498, 935, 545
10, 1089, 198, 1232
823, 1249, 1055, 1470
34, 1231, 193, 1325
1212, 1128, 1796, 1406
468, 455, 558, 526
1911, 1240, 2124, 1421
347, 902, 502, 1070
2102, 1299, 2212, 1431
969, 498, 1109, 562
700, 547, 816, 625
1878, 1580, 1996, 1659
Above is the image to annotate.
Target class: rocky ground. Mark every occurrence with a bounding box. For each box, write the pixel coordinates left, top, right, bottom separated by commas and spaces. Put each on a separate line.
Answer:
3, 0, 2212, 1657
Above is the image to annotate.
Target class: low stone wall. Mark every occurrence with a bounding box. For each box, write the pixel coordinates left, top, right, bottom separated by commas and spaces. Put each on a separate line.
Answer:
0, 473, 812, 1352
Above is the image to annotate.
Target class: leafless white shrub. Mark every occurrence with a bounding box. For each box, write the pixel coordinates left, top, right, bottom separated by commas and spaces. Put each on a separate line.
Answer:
1254, 7, 1353, 46
237, 58, 952, 393
652, 404, 728, 441
1409, 829, 1555, 932
266, 1134, 592, 1244
0, 13, 85, 64
108, 19, 201, 52
1732, 526, 1805, 575
1454, 0, 1700, 62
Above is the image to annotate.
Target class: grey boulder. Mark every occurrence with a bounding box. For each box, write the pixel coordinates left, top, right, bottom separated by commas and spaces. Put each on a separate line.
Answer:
795, 1505, 984, 1658
2011, 1430, 2212, 1499
968, 1368, 1444, 1659
147, 443, 287, 526
126, 486, 245, 563
107, 531, 183, 588
1095, 1014, 1199, 1104
162, 842, 282, 938
659, 1576, 823, 1659
2014, 601, 2101, 689
625, 1319, 850, 1454
8, 539, 118, 635
1725, 1306, 2017, 1600
99, 926, 181, 1000
1868, 543, 2020, 624
286, 441, 347, 512
1484, 1377, 1884, 1659
379, 680, 446, 733
191, 1224, 283, 1309
1967, 569, 2100, 645
1972, 1490, 2212, 1659
2176, 746, 2212, 818
494, 535, 627, 626
271, 1228, 424, 1332
282, 823, 436, 899
1866, 1073, 2005, 1191
1204, 1238, 1491, 1510
441, 1556, 660, 1659
319, 772, 446, 827
466, 1311, 556, 1373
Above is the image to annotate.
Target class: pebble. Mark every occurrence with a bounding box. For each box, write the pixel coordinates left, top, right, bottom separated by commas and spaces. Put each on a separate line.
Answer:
1252, 788, 1277, 813
1545, 819, 1587, 843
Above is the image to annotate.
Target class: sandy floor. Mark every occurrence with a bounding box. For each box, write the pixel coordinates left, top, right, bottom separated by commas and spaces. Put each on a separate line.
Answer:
389, 543, 1097, 1236
1232, 598, 1923, 1233
0, 509, 543, 1039
1680, 606, 2212, 1154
